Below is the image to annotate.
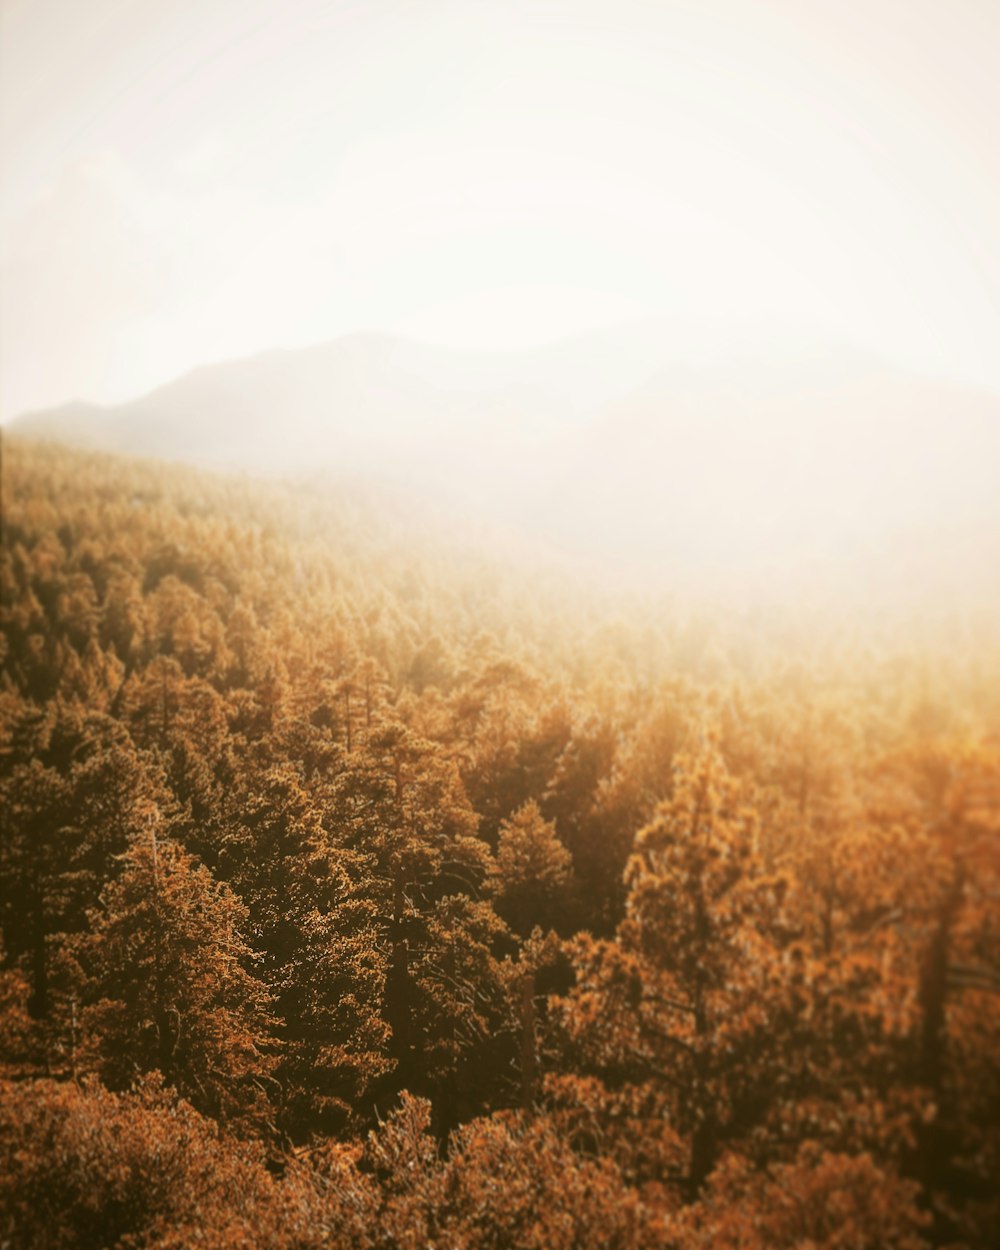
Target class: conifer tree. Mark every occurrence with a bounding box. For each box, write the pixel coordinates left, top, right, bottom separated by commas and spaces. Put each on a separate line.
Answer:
325, 721, 504, 1114
560, 737, 793, 1196
81, 822, 276, 1124
491, 800, 572, 937
0, 760, 75, 1020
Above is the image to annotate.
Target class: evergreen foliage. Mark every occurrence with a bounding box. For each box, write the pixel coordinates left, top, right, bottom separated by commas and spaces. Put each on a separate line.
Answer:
1, 438, 998, 1248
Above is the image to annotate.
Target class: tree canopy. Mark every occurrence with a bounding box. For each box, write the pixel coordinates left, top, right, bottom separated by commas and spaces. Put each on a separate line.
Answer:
1, 438, 998, 1249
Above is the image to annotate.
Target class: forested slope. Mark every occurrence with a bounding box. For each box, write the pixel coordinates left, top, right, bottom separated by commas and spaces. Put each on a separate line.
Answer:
1, 437, 998, 1249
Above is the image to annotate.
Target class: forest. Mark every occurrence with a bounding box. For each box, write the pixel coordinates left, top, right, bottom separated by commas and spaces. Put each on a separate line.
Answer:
1, 435, 998, 1249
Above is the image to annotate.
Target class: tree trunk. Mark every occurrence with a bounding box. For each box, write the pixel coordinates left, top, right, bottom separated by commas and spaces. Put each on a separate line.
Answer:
519, 967, 537, 1111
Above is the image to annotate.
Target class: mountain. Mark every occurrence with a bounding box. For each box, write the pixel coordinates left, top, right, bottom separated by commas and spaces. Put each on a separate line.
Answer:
7, 327, 665, 489
9, 330, 1000, 600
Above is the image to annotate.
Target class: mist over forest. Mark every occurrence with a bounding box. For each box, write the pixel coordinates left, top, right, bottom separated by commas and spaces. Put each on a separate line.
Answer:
14, 325, 1000, 602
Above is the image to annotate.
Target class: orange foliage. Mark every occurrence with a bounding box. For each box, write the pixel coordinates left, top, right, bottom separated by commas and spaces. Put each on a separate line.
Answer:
1, 438, 998, 1248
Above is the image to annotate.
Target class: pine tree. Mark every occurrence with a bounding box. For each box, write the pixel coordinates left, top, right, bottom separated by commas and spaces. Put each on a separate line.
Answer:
0, 760, 75, 1020
559, 737, 792, 1197
491, 800, 572, 937
81, 822, 276, 1124
325, 721, 504, 1118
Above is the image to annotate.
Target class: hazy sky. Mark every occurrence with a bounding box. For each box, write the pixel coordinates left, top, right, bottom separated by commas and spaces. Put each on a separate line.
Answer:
1, 0, 998, 419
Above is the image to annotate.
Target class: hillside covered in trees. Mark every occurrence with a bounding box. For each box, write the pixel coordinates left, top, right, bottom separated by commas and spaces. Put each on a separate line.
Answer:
1, 436, 998, 1249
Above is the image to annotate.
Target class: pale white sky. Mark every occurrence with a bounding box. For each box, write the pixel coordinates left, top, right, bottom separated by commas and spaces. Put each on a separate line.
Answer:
1, 0, 998, 419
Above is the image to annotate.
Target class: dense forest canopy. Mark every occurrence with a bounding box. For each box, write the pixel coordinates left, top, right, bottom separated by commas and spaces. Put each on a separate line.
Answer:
1, 435, 998, 1249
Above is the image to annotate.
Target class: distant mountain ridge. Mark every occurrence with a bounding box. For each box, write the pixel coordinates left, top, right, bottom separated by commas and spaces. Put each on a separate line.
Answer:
9, 328, 1000, 597
8, 327, 666, 475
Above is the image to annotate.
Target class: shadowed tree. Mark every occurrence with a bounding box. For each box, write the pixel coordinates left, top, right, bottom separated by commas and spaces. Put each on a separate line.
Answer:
491, 800, 572, 937
559, 736, 794, 1198
80, 822, 276, 1125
